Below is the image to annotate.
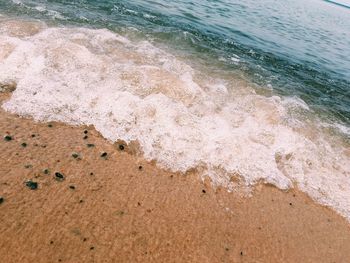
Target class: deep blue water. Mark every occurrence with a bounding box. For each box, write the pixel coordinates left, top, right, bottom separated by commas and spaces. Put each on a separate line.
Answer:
1, 0, 350, 125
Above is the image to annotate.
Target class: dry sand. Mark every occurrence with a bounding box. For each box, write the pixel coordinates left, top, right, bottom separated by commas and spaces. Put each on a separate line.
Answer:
0, 92, 350, 263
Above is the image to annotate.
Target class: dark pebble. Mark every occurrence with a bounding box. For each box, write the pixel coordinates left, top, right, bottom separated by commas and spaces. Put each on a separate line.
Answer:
100, 152, 107, 158
48, 124, 53, 128
72, 153, 79, 158
69, 185, 75, 190
90, 246, 94, 250
79, 200, 84, 203
83, 238, 87, 242
202, 189, 206, 194
55, 172, 65, 181
43, 169, 50, 175
4, 135, 12, 141
83, 135, 88, 140
24, 164, 33, 169
84, 130, 88, 134
289, 202, 293, 206
0, 197, 4, 204
21, 142, 27, 147
138, 165, 143, 170
87, 144, 95, 148
25, 180, 38, 190
119, 144, 125, 151
90, 172, 94, 175
240, 252, 243, 256
50, 241, 54, 244
31, 134, 36, 138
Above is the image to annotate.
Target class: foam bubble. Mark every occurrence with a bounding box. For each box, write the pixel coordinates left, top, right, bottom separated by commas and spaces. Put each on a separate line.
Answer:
0, 20, 349, 220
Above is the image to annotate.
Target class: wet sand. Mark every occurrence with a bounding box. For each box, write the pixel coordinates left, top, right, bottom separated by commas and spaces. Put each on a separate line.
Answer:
0, 92, 350, 263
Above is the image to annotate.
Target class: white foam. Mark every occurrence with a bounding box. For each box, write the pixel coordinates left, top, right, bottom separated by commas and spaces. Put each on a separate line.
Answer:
1, 21, 349, 220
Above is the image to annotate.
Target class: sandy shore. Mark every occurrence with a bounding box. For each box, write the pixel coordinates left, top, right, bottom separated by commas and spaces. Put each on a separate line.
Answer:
0, 92, 349, 263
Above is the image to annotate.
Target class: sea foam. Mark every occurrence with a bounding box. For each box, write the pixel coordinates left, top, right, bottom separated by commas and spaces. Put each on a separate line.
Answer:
0, 20, 349, 220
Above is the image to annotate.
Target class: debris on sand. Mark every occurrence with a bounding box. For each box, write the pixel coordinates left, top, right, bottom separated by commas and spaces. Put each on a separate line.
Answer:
54, 172, 65, 181
25, 180, 38, 190
4, 135, 12, 141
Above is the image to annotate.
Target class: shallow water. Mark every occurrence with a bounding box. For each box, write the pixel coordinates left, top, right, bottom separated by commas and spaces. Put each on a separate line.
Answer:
0, 1, 349, 220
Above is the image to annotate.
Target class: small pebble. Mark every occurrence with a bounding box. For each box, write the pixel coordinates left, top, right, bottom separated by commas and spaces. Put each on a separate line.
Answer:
83, 135, 88, 140
50, 241, 54, 245
240, 251, 243, 256
83, 238, 87, 242
25, 180, 38, 190
0, 197, 4, 204
4, 135, 12, 141
202, 189, 206, 194
100, 152, 107, 158
72, 153, 79, 159
87, 144, 95, 148
31, 134, 36, 138
24, 164, 33, 169
138, 165, 143, 170
119, 144, 125, 151
48, 124, 53, 128
43, 169, 50, 175
84, 130, 88, 134
289, 202, 293, 206
55, 172, 65, 181
90, 172, 94, 176
69, 185, 76, 190
21, 142, 27, 147
90, 246, 94, 250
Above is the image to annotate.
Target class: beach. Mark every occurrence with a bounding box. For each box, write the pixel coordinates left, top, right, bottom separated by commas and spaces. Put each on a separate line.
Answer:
1, 1, 350, 262
1, 92, 350, 262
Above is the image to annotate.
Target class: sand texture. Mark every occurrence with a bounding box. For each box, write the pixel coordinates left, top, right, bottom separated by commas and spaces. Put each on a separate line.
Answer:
0, 93, 350, 263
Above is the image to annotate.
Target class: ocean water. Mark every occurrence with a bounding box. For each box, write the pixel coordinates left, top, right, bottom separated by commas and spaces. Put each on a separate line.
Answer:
0, 0, 349, 219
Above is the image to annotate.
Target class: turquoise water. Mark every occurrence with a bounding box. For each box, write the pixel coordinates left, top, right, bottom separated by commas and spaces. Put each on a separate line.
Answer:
1, 0, 349, 125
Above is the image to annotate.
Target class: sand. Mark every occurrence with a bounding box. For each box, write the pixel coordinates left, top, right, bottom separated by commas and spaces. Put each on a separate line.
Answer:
0, 92, 349, 263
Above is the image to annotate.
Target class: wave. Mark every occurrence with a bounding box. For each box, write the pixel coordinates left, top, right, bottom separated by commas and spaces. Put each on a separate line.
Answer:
0, 19, 349, 220
324, 0, 350, 9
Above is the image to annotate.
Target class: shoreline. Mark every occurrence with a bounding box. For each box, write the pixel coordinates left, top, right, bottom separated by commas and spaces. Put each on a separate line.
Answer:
1, 92, 350, 262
